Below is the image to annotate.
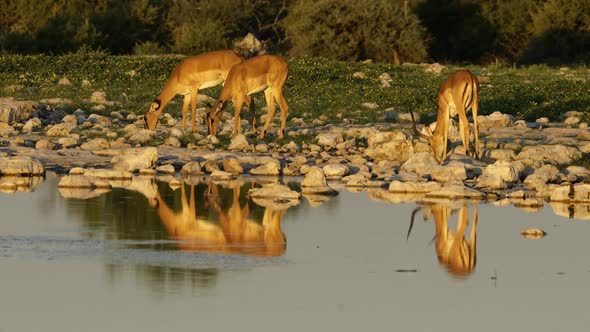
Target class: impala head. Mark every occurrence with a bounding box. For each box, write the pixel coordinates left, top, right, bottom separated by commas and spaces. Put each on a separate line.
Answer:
205, 101, 223, 136
409, 109, 446, 163
145, 99, 162, 130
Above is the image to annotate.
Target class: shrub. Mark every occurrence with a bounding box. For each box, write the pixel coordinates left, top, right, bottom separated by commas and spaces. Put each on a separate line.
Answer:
416, 0, 497, 63
522, 0, 590, 64
283, 0, 428, 63
479, 0, 542, 60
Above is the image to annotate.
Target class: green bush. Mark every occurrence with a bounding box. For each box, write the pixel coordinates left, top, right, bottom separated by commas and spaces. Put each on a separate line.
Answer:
479, 0, 542, 60
416, 0, 497, 63
522, 0, 590, 64
283, 0, 428, 62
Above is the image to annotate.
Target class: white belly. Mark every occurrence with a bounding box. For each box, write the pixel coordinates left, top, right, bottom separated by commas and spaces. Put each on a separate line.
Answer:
199, 79, 224, 90
247, 84, 268, 95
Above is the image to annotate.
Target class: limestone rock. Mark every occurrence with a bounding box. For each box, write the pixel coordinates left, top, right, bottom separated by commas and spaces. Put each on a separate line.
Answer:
484, 160, 519, 183
222, 158, 244, 174
83, 168, 133, 180
81, 138, 110, 150
248, 183, 301, 201
250, 161, 280, 176
128, 129, 156, 144
164, 137, 181, 147
87, 114, 112, 126
0, 156, 44, 176
516, 144, 582, 165
401, 152, 438, 176
180, 161, 203, 175
229, 134, 250, 151
322, 164, 349, 178
430, 165, 467, 183
156, 164, 175, 175
316, 132, 343, 148
389, 181, 440, 193
204, 160, 220, 173
46, 123, 76, 137
22, 117, 42, 133
112, 147, 158, 172
0, 98, 37, 124
35, 138, 56, 150
210, 170, 234, 180
475, 173, 506, 190
364, 139, 414, 163
477, 112, 514, 130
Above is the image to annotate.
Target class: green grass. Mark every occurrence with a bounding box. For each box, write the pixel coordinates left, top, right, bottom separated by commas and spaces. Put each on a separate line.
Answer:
1, 52, 589, 124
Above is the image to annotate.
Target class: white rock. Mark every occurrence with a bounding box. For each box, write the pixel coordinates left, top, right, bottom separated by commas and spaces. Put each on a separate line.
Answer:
0, 156, 44, 176
401, 152, 438, 176
112, 147, 158, 172
430, 165, 467, 183
322, 164, 349, 178
250, 162, 280, 176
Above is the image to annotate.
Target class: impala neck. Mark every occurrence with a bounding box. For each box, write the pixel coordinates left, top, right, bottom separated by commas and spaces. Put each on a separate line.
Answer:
156, 79, 179, 112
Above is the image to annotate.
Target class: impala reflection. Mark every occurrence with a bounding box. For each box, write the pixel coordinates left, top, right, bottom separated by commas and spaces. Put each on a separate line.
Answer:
409, 203, 478, 277
146, 181, 287, 257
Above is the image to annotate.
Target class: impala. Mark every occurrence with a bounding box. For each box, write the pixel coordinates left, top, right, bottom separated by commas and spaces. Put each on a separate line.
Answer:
147, 181, 286, 257
144, 49, 244, 131
409, 203, 478, 277
206, 54, 289, 139
410, 70, 481, 163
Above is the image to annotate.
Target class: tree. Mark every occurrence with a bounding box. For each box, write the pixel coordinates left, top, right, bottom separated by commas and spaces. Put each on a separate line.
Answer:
479, 0, 544, 60
522, 0, 590, 63
283, 0, 428, 62
416, 0, 497, 63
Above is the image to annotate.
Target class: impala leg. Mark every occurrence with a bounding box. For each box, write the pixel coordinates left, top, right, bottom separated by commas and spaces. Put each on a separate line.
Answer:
472, 89, 481, 159
245, 95, 257, 134
190, 90, 198, 131
470, 205, 478, 269
274, 88, 289, 139
232, 95, 245, 138
181, 94, 190, 131
458, 110, 471, 157
259, 89, 276, 139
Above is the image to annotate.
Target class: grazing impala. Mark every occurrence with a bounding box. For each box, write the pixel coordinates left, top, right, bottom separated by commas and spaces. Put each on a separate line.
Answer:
409, 203, 478, 277
411, 70, 481, 163
144, 50, 244, 131
148, 181, 286, 257
206, 54, 289, 139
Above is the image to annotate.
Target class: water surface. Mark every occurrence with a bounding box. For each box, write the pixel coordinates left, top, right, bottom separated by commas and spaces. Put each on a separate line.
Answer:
1, 174, 589, 331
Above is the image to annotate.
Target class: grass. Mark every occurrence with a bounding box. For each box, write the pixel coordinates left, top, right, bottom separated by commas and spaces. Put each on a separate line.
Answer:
1, 51, 589, 125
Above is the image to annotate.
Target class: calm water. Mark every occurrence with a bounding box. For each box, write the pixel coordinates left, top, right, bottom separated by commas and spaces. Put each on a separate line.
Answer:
1, 173, 590, 331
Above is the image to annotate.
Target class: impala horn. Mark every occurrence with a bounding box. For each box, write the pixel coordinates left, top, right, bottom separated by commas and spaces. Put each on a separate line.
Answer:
409, 107, 430, 140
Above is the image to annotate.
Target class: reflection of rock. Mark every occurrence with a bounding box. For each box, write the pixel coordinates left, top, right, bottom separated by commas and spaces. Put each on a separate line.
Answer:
520, 228, 546, 239
512, 198, 544, 213
550, 202, 590, 220
58, 175, 111, 189
302, 193, 333, 207
367, 189, 426, 204
58, 187, 110, 199
0, 176, 44, 193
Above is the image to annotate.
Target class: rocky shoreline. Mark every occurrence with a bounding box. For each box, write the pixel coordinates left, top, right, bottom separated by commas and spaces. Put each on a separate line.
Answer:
2, 96, 590, 212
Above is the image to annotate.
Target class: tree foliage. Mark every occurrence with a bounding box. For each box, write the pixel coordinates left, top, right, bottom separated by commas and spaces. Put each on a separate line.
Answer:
522, 0, 590, 63
0, 0, 588, 64
283, 0, 428, 62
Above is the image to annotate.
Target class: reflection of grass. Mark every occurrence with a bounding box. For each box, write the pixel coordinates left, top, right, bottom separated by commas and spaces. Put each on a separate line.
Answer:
1, 52, 589, 123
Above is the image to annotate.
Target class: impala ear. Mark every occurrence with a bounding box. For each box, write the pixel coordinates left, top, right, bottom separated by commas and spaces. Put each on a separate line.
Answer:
149, 99, 161, 113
